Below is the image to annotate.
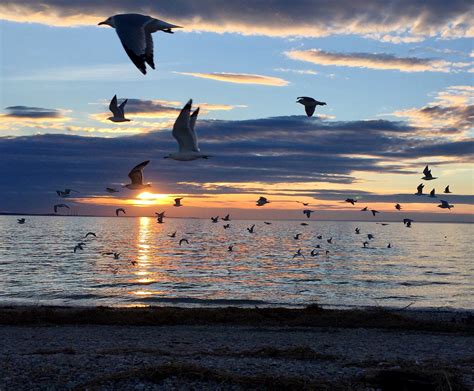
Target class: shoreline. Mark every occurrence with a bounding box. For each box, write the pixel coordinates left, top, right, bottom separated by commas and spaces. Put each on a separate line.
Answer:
1, 305, 473, 390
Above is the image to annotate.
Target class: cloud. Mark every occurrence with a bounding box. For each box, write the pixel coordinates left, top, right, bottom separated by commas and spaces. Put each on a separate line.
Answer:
0, 106, 72, 134
392, 86, 474, 135
176, 72, 289, 86
2, 106, 68, 120
285, 49, 471, 73
0, 1, 472, 42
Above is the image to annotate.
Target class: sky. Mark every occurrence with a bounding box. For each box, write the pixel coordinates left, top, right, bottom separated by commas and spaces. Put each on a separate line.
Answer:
0, 1, 473, 221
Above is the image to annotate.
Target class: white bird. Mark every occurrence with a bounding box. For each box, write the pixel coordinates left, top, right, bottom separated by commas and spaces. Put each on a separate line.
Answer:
256, 197, 270, 207
165, 100, 209, 161
296, 97, 326, 117
422, 165, 437, 180
108, 95, 130, 122
438, 200, 453, 210
54, 204, 70, 214
124, 160, 151, 190
98, 14, 182, 75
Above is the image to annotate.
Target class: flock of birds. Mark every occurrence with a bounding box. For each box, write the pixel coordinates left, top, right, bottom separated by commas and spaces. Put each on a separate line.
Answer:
13, 12, 457, 267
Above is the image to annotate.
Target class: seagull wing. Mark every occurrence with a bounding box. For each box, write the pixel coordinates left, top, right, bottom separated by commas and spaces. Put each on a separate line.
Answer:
114, 18, 148, 74
118, 99, 128, 117
305, 104, 316, 117
423, 165, 430, 176
128, 160, 149, 185
172, 100, 199, 152
109, 95, 121, 117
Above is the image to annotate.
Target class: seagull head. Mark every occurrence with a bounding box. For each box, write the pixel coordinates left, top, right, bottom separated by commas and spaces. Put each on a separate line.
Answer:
98, 17, 115, 27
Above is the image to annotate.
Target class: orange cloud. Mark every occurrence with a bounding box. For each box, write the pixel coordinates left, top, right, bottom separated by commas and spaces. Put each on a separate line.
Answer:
177, 72, 289, 86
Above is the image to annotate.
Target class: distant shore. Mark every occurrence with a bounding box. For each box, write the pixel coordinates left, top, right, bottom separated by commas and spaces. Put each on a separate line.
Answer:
0, 305, 472, 390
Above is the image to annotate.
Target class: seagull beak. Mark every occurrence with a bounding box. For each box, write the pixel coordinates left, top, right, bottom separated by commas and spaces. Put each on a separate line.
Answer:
98, 21, 107, 26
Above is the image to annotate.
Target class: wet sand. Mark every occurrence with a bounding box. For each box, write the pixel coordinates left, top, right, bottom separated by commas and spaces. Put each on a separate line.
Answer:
0, 305, 473, 390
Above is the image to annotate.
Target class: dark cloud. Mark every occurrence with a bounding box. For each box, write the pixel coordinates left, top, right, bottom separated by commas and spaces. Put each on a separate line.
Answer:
0, 1, 472, 41
2, 106, 65, 119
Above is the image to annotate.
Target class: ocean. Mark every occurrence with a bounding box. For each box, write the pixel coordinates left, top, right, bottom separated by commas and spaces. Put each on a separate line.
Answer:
0, 216, 472, 309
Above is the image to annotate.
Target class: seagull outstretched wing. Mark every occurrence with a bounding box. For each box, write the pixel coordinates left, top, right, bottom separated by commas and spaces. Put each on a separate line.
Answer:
114, 16, 149, 74
128, 160, 149, 185
172, 100, 200, 152
305, 105, 316, 117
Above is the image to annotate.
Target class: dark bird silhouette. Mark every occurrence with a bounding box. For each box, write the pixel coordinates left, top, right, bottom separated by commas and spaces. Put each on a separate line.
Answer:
155, 211, 165, 223
422, 165, 437, 180
17, 218, 26, 224
444, 185, 452, 194
168, 231, 177, 238
223, 224, 231, 229
292, 248, 305, 259
415, 183, 424, 195
85, 232, 97, 238
211, 216, 219, 223
317, 235, 322, 239
310, 249, 319, 257
355, 227, 360, 234
296, 96, 326, 117
174, 198, 183, 207
303, 210, 314, 218
300, 223, 309, 226
345, 198, 357, 205
115, 208, 126, 216
371, 210, 380, 216
228, 245, 234, 252
438, 200, 454, 210
264, 221, 272, 225
361, 206, 368, 211
103, 252, 120, 259
296, 201, 310, 206
56, 189, 79, 198
256, 197, 270, 207
54, 204, 70, 214
74, 244, 84, 253
367, 234, 374, 240
403, 218, 413, 228
106, 187, 119, 193
179, 238, 189, 246
362, 241, 369, 248
428, 189, 436, 198
387, 243, 392, 248
327, 237, 333, 244
395, 204, 401, 211
247, 224, 255, 234
222, 214, 231, 221
294, 233, 302, 240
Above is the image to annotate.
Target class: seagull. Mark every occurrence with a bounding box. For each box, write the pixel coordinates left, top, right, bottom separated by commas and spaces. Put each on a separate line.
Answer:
395, 204, 402, 211
17, 218, 26, 224
362, 241, 369, 248
54, 204, 70, 214
303, 210, 314, 218
179, 238, 189, 246
228, 245, 234, 252
85, 232, 97, 238
361, 206, 368, 211
296, 201, 310, 206
296, 97, 326, 117
168, 231, 177, 238
98, 14, 182, 75
327, 237, 333, 244
56, 189, 79, 198
371, 210, 380, 216
367, 234, 374, 240
314, 244, 321, 248
106, 187, 119, 193
355, 227, 360, 234
247, 224, 255, 234
211, 216, 219, 223
294, 233, 302, 240
415, 183, 425, 196
73, 244, 84, 253
256, 197, 270, 207
130, 260, 138, 266
438, 200, 454, 210
223, 224, 231, 229
310, 249, 319, 257
155, 211, 165, 223
263, 222, 272, 225
444, 186, 452, 194
107, 95, 130, 122
300, 223, 309, 226
165, 100, 209, 160
325, 250, 330, 255
403, 219, 413, 228
345, 198, 357, 205
422, 165, 437, 180
317, 235, 322, 239
428, 189, 436, 198
124, 160, 151, 190
222, 214, 231, 221
103, 252, 121, 259
292, 249, 305, 259
173, 198, 183, 207
116, 208, 126, 216
387, 243, 392, 248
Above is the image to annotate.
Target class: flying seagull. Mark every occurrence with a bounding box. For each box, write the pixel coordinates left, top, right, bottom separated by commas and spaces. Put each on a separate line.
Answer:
294, 233, 302, 240
223, 224, 231, 229
74, 244, 84, 253
345, 198, 357, 205
422, 165, 437, 180
444, 186, 452, 194
56, 189, 79, 198
256, 197, 270, 207
156, 211, 165, 224
361, 206, 368, 211
247, 224, 255, 234
108, 95, 130, 122
296, 97, 326, 117
395, 204, 402, 211
168, 231, 177, 238
415, 183, 424, 196
362, 241, 369, 248
17, 218, 26, 224
124, 160, 151, 190
303, 210, 314, 218
179, 238, 189, 246
116, 208, 126, 216
403, 218, 413, 228
317, 235, 322, 239
428, 189, 436, 198
85, 232, 97, 238
222, 214, 231, 221
211, 216, 219, 223
103, 252, 121, 260
98, 14, 182, 75
355, 227, 360, 234
327, 237, 333, 244
263, 222, 272, 225
54, 204, 70, 214
296, 201, 310, 206
387, 243, 392, 248
438, 200, 453, 210
300, 223, 309, 226
228, 245, 234, 252
292, 249, 305, 259
106, 187, 120, 193
174, 198, 183, 207
367, 234, 374, 240
371, 210, 380, 217
310, 249, 319, 257
165, 100, 209, 160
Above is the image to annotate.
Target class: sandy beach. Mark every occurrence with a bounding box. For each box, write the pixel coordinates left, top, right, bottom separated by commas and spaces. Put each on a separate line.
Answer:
0, 305, 472, 390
